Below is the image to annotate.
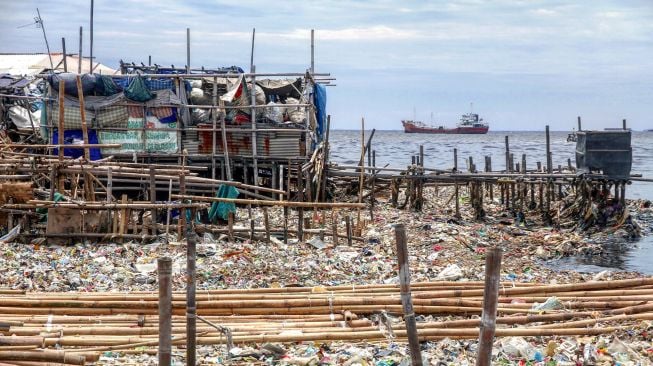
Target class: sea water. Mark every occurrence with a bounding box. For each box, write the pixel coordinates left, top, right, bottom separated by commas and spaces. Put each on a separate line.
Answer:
329, 130, 653, 273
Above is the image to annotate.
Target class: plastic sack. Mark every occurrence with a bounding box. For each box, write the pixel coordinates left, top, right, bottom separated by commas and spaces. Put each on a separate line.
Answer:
285, 97, 306, 123
264, 102, 284, 123
124, 75, 154, 102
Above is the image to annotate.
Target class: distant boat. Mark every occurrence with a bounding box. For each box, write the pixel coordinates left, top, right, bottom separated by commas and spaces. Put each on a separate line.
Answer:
645, 129, 653, 132
567, 131, 577, 142
402, 111, 489, 134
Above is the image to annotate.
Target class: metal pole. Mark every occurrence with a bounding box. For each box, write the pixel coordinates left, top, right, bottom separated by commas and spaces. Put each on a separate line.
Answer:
61, 38, 67, 72
453, 148, 458, 172
310, 29, 315, 74
148, 55, 152, 66
36, 8, 53, 70
475, 246, 502, 366
622, 118, 627, 130
89, 0, 94, 73
157, 257, 172, 366
394, 224, 422, 366
78, 26, 83, 74
186, 28, 190, 74
250, 28, 255, 72
211, 77, 217, 180
186, 226, 197, 365
577, 116, 582, 131
250, 65, 259, 189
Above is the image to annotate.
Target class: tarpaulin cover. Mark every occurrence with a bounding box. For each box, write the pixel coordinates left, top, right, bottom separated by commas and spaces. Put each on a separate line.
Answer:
51, 129, 102, 160
314, 83, 327, 141
48, 73, 96, 97
94, 74, 121, 96
257, 78, 303, 100
208, 185, 239, 221
145, 78, 174, 91
49, 90, 128, 130
124, 75, 154, 102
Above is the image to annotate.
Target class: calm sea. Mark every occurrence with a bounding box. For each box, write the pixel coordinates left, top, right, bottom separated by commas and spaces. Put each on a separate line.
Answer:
329, 130, 653, 273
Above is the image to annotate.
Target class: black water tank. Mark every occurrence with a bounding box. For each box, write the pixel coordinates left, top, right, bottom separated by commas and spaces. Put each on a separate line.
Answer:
575, 130, 632, 179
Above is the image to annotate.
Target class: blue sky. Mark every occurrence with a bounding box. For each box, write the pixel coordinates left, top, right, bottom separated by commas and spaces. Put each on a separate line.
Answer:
1, 0, 651, 131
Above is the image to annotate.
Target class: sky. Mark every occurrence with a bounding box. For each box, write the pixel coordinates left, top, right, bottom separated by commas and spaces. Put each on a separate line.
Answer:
0, 0, 651, 131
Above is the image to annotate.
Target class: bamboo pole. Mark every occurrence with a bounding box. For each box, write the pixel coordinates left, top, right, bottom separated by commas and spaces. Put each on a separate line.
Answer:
171, 195, 364, 208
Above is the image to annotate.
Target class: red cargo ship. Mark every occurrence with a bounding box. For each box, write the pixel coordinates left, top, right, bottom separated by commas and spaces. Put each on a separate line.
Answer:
402, 112, 489, 134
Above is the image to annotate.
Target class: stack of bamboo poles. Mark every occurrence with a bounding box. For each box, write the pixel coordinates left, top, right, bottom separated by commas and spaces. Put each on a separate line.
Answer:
1, 278, 652, 364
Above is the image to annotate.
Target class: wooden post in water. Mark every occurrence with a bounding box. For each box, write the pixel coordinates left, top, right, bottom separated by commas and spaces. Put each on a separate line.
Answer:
486, 156, 493, 200
157, 257, 172, 366
394, 224, 422, 366
504, 136, 510, 172
453, 148, 458, 172
475, 246, 502, 366
356, 118, 365, 234
545, 125, 552, 174
419, 145, 424, 168
509, 153, 514, 173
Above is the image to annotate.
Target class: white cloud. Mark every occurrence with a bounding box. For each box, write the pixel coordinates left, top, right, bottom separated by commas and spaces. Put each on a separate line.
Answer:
532, 8, 556, 16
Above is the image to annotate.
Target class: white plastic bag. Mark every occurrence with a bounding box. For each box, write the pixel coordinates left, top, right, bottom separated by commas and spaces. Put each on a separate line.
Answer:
435, 264, 462, 281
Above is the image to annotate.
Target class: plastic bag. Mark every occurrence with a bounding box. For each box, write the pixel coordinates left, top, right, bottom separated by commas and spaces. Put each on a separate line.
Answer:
124, 75, 154, 102
531, 296, 564, 311
436, 264, 463, 281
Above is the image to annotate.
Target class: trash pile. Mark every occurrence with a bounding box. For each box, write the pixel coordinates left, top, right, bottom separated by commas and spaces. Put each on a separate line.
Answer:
1, 278, 653, 365
0, 172, 652, 365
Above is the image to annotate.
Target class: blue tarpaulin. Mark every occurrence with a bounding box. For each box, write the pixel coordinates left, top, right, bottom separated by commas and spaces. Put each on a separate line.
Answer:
52, 129, 102, 160
314, 83, 327, 141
